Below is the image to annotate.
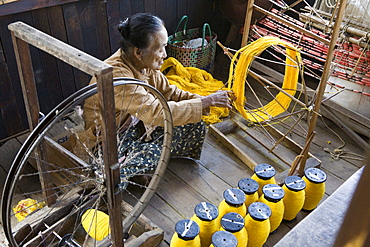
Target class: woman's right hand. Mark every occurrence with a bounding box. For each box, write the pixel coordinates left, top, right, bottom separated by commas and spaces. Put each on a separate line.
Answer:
201, 90, 236, 110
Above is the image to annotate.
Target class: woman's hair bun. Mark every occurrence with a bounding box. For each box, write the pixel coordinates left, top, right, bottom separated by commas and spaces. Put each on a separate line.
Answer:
117, 18, 129, 38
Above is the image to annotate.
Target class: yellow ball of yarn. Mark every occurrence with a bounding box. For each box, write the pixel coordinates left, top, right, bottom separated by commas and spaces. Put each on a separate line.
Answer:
170, 219, 201, 247
220, 212, 248, 247
282, 176, 306, 221
238, 178, 259, 212
251, 164, 277, 197
244, 202, 271, 247
81, 209, 110, 241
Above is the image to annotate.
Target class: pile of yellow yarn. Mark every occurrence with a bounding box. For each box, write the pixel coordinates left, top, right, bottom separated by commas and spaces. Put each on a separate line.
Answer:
13, 198, 45, 222
227, 36, 302, 122
161, 57, 230, 125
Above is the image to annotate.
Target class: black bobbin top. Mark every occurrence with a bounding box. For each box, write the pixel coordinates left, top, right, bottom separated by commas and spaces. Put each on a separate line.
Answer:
223, 188, 246, 207
284, 176, 306, 192
254, 163, 276, 180
248, 202, 271, 221
220, 212, 244, 233
304, 168, 327, 184
211, 231, 238, 247
262, 184, 284, 202
238, 178, 259, 195
194, 202, 219, 221
175, 219, 200, 241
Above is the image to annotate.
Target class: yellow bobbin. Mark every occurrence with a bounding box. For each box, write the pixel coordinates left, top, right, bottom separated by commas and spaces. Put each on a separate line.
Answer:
302, 168, 327, 211
238, 178, 259, 213
244, 202, 272, 247
81, 209, 110, 241
259, 184, 285, 233
251, 163, 277, 197
170, 219, 201, 247
282, 176, 306, 221
220, 212, 248, 247
190, 202, 219, 247
210, 231, 238, 247
218, 188, 247, 225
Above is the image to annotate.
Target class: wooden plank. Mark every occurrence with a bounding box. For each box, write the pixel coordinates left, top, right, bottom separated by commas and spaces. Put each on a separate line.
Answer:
77, 0, 98, 58
93, 0, 111, 60
0, 0, 80, 16
105, 0, 121, 53
131, 0, 144, 14
209, 124, 258, 171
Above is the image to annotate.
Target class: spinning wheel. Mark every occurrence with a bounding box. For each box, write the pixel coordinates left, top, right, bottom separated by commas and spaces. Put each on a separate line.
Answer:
1, 79, 173, 246
1, 22, 173, 246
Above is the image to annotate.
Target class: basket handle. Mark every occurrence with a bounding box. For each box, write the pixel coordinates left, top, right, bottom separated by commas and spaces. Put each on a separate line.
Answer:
201, 23, 212, 50
174, 15, 188, 35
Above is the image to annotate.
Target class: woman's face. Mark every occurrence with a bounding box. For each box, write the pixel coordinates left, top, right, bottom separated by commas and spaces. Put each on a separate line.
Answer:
141, 26, 168, 70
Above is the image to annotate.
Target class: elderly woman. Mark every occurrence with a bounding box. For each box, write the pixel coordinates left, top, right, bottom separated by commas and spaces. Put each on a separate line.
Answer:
81, 13, 232, 184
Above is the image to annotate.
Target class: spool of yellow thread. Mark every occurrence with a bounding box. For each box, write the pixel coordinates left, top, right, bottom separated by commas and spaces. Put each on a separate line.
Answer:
282, 175, 306, 221
302, 167, 327, 211
210, 231, 238, 247
218, 188, 247, 223
259, 184, 285, 233
81, 209, 110, 241
251, 163, 277, 197
190, 202, 219, 247
238, 178, 259, 213
244, 202, 272, 247
170, 219, 201, 246
220, 212, 248, 247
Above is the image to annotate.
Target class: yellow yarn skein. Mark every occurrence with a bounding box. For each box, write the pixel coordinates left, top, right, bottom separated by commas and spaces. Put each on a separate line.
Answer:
302, 168, 327, 211
161, 57, 230, 124
220, 212, 248, 247
170, 219, 201, 247
259, 184, 285, 233
81, 209, 110, 241
190, 202, 219, 247
244, 202, 272, 247
282, 176, 306, 221
227, 36, 302, 122
13, 198, 45, 222
251, 163, 277, 197
218, 188, 247, 224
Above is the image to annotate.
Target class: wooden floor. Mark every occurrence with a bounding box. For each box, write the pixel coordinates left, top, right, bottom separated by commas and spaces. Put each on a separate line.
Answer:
0, 60, 367, 246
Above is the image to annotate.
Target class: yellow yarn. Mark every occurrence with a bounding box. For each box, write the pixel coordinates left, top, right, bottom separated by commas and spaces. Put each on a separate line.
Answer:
302, 176, 326, 211
161, 57, 230, 124
81, 209, 110, 241
227, 36, 302, 122
191, 214, 219, 247
282, 184, 305, 221
220, 225, 248, 247
170, 233, 201, 246
259, 195, 284, 233
218, 199, 247, 219
244, 192, 259, 213
13, 198, 45, 222
251, 174, 277, 197
244, 214, 270, 247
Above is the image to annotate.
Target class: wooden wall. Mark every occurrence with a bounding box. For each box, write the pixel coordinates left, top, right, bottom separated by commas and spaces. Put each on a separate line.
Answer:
0, 0, 231, 141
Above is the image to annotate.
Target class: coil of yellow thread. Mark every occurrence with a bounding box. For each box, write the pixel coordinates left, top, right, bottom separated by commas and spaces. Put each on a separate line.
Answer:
227, 36, 302, 122
210, 231, 238, 247
258, 184, 285, 233
190, 202, 219, 247
302, 167, 327, 211
238, 178, 259, 213
81, 209, 110, 241
170, 219, 201, 246
251, 163, 277, 197
244, 202, 272, 247
220, 212, 248, 247
282, 175, 306, 221
218, 188, 247, 224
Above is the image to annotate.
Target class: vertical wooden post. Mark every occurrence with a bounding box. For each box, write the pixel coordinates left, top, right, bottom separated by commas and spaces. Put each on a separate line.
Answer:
241, 0, 255, 47
96, 69, 124, 246
11, 32, 57, 206
297, 0, 347, 175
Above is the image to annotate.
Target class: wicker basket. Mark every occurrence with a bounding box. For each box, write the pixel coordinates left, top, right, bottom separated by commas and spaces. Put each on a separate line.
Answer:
167, 16, 217, 73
